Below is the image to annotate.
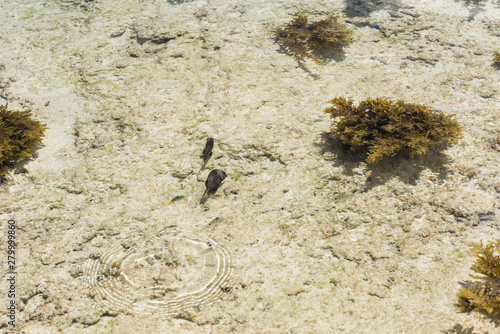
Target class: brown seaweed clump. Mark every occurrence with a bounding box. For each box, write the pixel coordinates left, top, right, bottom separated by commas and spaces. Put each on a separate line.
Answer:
457, 240, 500, 316
323, 97, 463, 163
273, 14, 352, 64
0, 104, 47, 176
493, 51, 500, 67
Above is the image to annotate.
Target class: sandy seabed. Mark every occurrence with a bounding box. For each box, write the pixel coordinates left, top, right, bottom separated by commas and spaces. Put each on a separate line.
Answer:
0, 0, 499, 333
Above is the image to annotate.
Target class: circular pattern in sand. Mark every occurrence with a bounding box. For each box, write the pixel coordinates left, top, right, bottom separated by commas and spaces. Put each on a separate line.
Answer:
82, 230, 231, 315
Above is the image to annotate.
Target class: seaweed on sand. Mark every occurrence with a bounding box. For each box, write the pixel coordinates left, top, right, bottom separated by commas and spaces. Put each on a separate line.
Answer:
323, 97, 463, 163
457, 240, 500, 316
0, 104, 47, 176
273, 14, 353, 64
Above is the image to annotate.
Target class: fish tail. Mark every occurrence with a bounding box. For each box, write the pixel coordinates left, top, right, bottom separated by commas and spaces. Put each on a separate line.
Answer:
200, 190, 209, 204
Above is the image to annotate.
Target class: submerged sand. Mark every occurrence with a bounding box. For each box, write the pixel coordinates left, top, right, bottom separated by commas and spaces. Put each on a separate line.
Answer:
0, 0, 499, 333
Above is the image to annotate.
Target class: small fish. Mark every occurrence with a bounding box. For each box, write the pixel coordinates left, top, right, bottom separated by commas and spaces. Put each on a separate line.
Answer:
199, 247, 215, 256
168, 195, 185, 205
332, 191, 353, 203
208, 217, 223, 227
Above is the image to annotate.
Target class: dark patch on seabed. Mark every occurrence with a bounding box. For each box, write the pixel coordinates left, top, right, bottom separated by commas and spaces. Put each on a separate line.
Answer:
454, 0, 500, 20
344, 0, 404, 17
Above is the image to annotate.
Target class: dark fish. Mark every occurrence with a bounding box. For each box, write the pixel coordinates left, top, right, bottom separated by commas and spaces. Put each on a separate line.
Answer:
200, 138, 214, 168
200, 169, 227, 204
197, 138, 215, 181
